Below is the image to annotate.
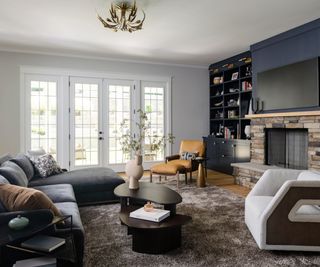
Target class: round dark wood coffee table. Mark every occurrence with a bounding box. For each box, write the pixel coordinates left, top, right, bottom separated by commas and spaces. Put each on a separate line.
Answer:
114, 182, 191, 254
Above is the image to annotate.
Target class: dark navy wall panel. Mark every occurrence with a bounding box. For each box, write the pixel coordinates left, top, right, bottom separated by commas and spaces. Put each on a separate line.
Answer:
251, 18, 320, 99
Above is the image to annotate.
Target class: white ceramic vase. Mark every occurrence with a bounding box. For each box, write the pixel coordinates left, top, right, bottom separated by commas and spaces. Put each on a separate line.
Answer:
125, 154, 144, 190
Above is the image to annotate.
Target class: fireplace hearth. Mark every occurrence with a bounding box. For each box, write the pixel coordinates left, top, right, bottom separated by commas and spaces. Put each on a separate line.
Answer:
265, 128, 308, 169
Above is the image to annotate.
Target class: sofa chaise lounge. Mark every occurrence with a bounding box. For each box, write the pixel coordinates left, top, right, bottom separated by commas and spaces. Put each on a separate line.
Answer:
0, 154, 125, 266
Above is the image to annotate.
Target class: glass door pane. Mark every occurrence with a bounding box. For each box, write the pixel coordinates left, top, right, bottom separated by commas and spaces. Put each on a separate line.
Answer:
29, 78, 58, 159
70, 78, 101, 168
142, 82, 165, 162
104, 80, 133, 169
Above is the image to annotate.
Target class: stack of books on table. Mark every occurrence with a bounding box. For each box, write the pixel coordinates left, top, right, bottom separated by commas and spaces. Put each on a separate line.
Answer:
13, 257, 56, 267
21, 235, 65, 252
129, 207, 170, 222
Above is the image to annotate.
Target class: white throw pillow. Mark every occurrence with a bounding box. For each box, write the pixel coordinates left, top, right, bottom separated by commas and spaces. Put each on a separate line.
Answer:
32, 154, 63, 178
26, 149, 46, 162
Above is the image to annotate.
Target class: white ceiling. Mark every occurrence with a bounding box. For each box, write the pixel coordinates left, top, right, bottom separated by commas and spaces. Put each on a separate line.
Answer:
0, 0, 319, 67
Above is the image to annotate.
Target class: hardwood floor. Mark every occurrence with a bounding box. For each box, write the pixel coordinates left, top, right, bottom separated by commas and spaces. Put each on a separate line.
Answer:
118, 169, 250, 197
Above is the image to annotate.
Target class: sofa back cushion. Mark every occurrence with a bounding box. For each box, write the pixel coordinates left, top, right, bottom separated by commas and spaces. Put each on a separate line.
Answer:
297, 171, 320, 181
0, 161, 28, 187
0, 184, 62, 217
0, 154, 12, 166
0, 175, 9, 212
10, 154, 35, 180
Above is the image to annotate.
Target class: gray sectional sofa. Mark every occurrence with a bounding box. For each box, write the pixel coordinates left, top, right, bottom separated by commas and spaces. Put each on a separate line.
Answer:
0, 154, 125, 266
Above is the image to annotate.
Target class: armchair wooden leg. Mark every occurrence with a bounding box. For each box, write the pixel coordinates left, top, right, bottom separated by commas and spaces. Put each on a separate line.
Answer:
159, 175, 162, 182
185, 173, 188, 184
190, 171, 192, 182
176, 172, 180, 188
165, 176, 167, 181
150, 171, 153, 183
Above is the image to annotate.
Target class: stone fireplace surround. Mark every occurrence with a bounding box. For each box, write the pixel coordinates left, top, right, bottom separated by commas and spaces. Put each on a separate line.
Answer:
232, 111, 320, 188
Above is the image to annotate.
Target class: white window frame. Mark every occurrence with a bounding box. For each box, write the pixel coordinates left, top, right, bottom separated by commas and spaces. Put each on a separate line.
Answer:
21, 73, 67, 166
20, 66, 172, 171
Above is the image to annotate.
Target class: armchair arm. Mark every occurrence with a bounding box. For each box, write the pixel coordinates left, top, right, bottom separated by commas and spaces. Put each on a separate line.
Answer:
260, 180, 320, 247
165, 154, 180, 163
248, 169, 302, 197
0, 209, 54, 225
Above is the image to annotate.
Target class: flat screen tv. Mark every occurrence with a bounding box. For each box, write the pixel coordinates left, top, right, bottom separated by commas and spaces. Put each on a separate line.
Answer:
257, 58, 320, 111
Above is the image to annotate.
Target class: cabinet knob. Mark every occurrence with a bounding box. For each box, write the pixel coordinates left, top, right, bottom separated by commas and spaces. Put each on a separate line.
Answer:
222, 141, 225, 144
213, 142, 216, 145
232, 144, 236, 148
221, 154, 225, 158
99, 137, 104, 140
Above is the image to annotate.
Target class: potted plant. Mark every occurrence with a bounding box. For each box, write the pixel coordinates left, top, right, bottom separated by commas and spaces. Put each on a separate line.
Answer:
118, 109, 174, 189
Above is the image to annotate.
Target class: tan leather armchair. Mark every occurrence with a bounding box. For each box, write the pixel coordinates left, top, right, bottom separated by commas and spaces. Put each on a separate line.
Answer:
166, 140, 206, 181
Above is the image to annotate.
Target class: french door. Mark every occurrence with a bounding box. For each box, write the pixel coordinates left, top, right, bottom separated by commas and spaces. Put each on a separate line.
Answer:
70, 77, 135, 171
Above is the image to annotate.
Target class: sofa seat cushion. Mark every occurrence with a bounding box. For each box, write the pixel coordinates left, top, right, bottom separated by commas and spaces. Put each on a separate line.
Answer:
28, 167, 125, 204
33, 184, 76, 203
246, 196, 273, 218
54, 202, 83, 231
297, 170, 320, 181
29, 167, 123, 193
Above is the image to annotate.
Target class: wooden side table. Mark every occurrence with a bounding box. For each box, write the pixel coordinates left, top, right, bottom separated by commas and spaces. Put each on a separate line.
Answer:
195, 157, 207, 187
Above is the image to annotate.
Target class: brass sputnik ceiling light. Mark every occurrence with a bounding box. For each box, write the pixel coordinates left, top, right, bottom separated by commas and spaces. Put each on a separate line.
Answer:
98, 1, 145, 33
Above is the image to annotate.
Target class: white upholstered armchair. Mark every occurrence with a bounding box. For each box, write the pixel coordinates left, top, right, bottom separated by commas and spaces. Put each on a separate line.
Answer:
245, 169, 320, 251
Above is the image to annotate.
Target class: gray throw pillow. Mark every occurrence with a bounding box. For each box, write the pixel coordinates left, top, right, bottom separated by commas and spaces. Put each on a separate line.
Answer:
0, 154, 13, 166
10, 154, 35, 180
0, 161, 28, 187
32, 154, 63, 178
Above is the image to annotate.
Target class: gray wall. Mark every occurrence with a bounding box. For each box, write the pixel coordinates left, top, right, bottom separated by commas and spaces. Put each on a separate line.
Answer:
0, 51, 208, 156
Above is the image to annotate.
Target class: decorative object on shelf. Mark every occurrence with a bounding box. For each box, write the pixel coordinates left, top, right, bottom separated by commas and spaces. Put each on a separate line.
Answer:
231, 72, 239, 80
118, 109, 175, 189
241, 81, 252, 91
214, 100, 224, 107
8, 215, 29, 231
228, 110, 237, 119
213, 68, 219, 74
215, 112, 223, 119
229, 88, 239, 93
220, 77, 224, 83
227, 99, 238, 107
248, 98, 253, 115
227, 64, 234, 69
125, 154, 144, 189
97, 0, 145, 33
213, 77, 222, 84
245, 66, 252, 76
215, 90, 221, 96
244, 125, 251, 139
144, 202, 154, 212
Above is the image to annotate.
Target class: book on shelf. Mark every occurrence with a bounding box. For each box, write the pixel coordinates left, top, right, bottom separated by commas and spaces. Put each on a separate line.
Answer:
129, 207, 170, 222
14, 257, 56, 267
21, 235, 65, 253
241, 81, 252, 91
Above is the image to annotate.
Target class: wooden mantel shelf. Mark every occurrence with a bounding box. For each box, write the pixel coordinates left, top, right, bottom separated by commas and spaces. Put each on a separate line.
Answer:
245, 110, 320, 119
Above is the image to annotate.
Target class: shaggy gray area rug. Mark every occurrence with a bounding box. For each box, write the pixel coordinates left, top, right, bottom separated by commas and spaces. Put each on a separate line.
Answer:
79, 182, 320, 267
